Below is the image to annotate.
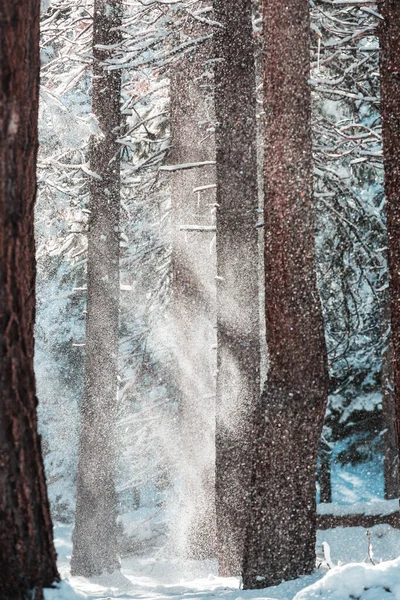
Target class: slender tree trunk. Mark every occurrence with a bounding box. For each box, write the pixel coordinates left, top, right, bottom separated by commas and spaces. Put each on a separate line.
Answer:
213, 0, 260, 577
382, 332, 399, 499
242, 0, 329, 588
378, 0, 400, 488
318, 439, 332, 504
70, 0, 122, 577
382, 297, 399, 499
0, 2, 60, 598
169, 44, 217, 558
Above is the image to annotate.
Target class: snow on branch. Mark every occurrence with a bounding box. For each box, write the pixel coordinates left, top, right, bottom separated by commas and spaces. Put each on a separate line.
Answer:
160, 161, 216, 172
179, 225, 216, 232
332, 0, 376, 5
193, 184, 216, 193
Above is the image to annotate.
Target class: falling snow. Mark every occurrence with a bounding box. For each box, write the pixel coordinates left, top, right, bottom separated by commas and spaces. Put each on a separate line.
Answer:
1, 0, 400, 598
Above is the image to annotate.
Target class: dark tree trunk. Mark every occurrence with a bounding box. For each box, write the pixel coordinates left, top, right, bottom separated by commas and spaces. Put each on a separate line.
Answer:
382, 298, 399, 499
318, 511, 400, 530
169, 44, 217, 559
0, 2, 60, 598
213, 0, 261, 577
378, 0, 400, 489
318, 439, 332, 504
70, 0, 122, 577
242, 0, 329, 589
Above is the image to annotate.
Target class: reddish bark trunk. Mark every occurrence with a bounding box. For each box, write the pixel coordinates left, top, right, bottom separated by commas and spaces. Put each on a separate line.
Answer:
213, 0, 261, 576
242, 0, 329, 588
169, 42, 217, 559
70, 0, 122, 577
378, 0, 400, 489
0, 2, 60, 598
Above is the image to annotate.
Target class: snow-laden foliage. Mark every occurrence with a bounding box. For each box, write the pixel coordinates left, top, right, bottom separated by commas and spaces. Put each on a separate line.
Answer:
312, 1, 384, 394
310, 2, 388, 484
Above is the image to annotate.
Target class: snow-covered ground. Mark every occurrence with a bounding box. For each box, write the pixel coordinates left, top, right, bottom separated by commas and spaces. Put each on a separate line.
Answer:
43, 417, 397, 600
45, 521, 400, 600
295, 558, 400, 600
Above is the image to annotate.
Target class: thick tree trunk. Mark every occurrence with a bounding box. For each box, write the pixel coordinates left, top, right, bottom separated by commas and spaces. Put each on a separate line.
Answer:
169, 44, 217, 558
378, 0, 400, 489
382, 298, 399, 499
213, 0, 261, 577
70, 0, 122, 577
0, 2, 60, 598
242, 0, 329, 589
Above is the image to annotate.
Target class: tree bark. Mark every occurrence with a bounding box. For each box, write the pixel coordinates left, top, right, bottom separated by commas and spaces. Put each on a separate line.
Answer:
318, 439, 332, 504
381, 297, 399, 499
318, 510, 400, 530
70, 0, 122, 577
169, 43, 217, 559
378, 0, 400, 490
242, 0, 329, 588
213, 0, 261, 576
0, 2, 60, 598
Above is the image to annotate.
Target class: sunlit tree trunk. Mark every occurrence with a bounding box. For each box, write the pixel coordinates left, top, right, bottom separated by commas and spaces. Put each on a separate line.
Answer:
0, 2, 60, 598
213, 0, 260, 576
378, 0, 400, 489
71, 0, 122, 577
242, 0, 329, 588
169, 42, 217, 558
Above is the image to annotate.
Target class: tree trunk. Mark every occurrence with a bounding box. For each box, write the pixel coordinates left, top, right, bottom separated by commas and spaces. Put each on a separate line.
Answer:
169, 43, 217, 559
213, 0, 261, 577
242, 0, 329, 588
0, 2, 60, 598
318, 439, 332, 504
382, 297, 399, 499
70, 0, 122, 577
318, 511, 400, 530
378, 0, 400, 490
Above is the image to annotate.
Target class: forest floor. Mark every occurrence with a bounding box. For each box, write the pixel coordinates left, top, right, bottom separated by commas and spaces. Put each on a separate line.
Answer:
45, 520, 400, 600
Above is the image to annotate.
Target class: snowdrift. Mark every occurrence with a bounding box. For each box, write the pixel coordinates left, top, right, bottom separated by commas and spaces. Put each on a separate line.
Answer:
294, 557, 400, 600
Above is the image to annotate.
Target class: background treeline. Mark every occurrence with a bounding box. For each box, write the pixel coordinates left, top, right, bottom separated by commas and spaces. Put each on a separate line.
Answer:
37, 0, 392, 533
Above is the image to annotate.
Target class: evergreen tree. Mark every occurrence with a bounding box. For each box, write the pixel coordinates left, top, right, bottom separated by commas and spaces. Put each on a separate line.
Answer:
213, 0, 260, 576
169, 36, 217, 558
378, 0, 400, 485
0, 1, 59, 597
242, 0, 329, 587
71, 0, 123, 576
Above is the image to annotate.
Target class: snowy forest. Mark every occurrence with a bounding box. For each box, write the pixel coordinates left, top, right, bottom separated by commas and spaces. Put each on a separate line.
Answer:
2, 0, 400, 598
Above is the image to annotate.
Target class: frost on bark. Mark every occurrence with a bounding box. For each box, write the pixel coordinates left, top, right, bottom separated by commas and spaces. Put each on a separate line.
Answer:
242, 0, 329, 588
378, 0, 400, 486
0, 2, 60, 598
169, 42, 217, 559
213, 0, 261, 576
70, 0, 122, 577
